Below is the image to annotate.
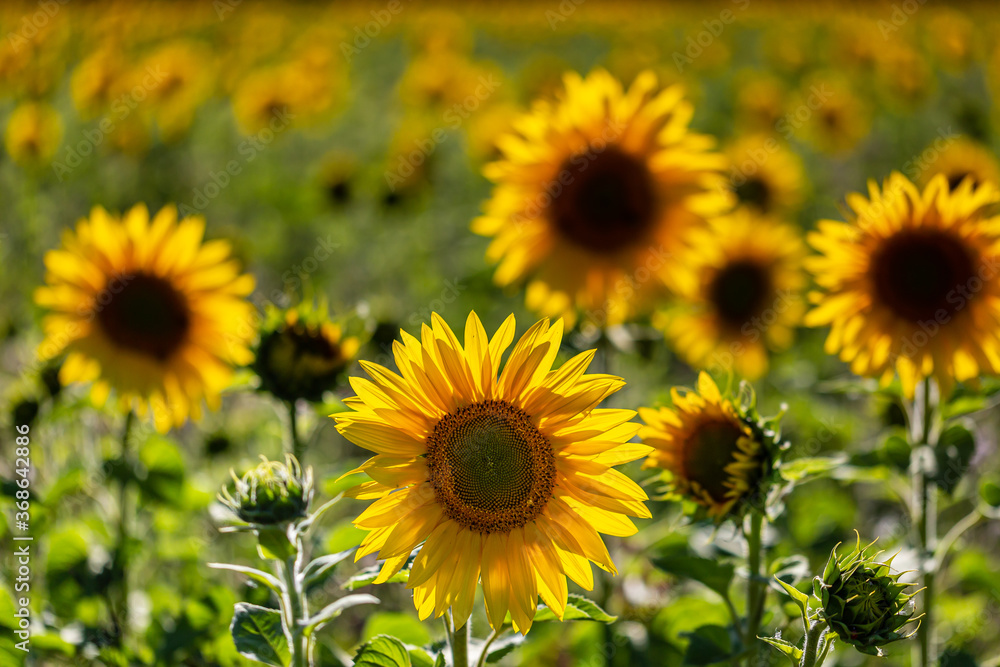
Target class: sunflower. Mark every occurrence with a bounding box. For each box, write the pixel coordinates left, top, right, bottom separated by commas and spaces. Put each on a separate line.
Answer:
34, 204, 256, 432
253, 300, 359, 403
655, 209, 807, 380
638, 372, 771, 519
725, 134, 806, 216
133, 40, 215, 142
804, 172, 1000, 398
473, 69, 731, 328
917, 136, 1000, 192
336, 312, 649, 633
794, 74, 870, 155
4, 101, 63, 168
926, 9, 978, 72
733, 71, 788, 133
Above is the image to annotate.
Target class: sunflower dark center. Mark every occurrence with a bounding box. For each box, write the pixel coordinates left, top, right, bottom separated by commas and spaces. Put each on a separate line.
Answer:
870, 229, 976, 323
683, 418, 746, 504
549, 147, 657, 253
946, 171, 975, 191
708, 260, 773, 328
96, 272, 190, 360
735, 177, 773, 211
426, 399, 555, 533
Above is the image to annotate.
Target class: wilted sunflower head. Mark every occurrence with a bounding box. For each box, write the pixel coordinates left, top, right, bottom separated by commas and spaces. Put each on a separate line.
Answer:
638, 372, 786, 519
805, 171, 1000, 398
252, 300, 359, 403
219, 455, 314, 526
815, 533, 920, 656
473, 68, 731, 328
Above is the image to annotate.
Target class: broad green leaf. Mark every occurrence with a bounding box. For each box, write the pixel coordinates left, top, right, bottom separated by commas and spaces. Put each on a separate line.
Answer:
207, 562, 283, 594
302, 549, 354, 591
230, 602, 290, 667
774, 577, 810, 621
652, 545, 735, 598
760, 636, 803, 665
484, 633, 524, 663
533, 594, 617, 623
302, 593, 379, 635
353, 634, 411, 667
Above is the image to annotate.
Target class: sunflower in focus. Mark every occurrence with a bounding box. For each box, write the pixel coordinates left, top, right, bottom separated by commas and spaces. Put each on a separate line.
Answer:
805, 172, 1000, 397
337, 312, 649, 633
4, 101, 63, 167
655, 209, 807, 380
725, 134, 805, 216
34, 204, 256, 432
253, 299, 359, 403
639, 372, 773, 519
917, 136, 1000, 191
474, 69, 731, 328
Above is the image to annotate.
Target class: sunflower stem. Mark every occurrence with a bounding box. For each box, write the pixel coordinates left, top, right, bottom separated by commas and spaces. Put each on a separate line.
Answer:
114, 409, 135, 646
910, 377, 937, 667
281, 541, 311, 667
445, 612, 469, 667
475, 627, 504, 667
745, 510, 766, 650
287, 400, 305, 463
800, 619, 828, 667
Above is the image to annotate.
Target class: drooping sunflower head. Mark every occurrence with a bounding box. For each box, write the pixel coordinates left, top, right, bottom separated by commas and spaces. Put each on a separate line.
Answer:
815, 533, 920, 656
336, 312, 650, 634
219, 455, 314, 526
252, 299, 359, 403
917, 136, 1000, 192
473, 69, 731, 328
725, 134, 806, 216
4, 101, 63, 168
34, 204, 256, 432
805, 172, 1000, 398
656, 209, 807, 380
639, 372, 784, 519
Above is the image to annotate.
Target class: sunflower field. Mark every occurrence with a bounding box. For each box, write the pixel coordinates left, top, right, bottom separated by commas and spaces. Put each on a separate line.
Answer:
3, 1, 1000, 666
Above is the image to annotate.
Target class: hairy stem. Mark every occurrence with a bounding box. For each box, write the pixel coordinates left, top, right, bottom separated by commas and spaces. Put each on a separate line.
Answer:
911, 378, 937, 667
445, 612, 470, 667
800, 620, 827, 667
475, 627, 504, 667
282, 542, 311, 667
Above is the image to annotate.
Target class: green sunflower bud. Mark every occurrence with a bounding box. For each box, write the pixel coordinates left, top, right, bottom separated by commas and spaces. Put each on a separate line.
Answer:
252, 299, 359, 403
219, 455, 314, 526
814, 533, 920, 656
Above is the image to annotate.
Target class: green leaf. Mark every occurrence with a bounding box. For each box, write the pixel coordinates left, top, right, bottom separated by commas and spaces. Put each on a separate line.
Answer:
137, 435, 186, 506
774, 577, 810, 625
652, 545, 735, 598
302, 593, 379, 635
353, 634, 411, 667
483, 633, 523, 663
533, 594, 617, 623
230, 602, 290, 667
302, 549, 354, 591
760, 636, 803, 665
682, 624, 736, 665
407, 647, 437, 667
362, 612, 432, 646
208, 563, 283, 594
778, 456, 846, 482
980, 478, 1000, 507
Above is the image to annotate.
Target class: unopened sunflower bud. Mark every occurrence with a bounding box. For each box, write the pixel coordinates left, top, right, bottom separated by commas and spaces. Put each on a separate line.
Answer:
815, 533, 920, 656
219, 455, 314, 526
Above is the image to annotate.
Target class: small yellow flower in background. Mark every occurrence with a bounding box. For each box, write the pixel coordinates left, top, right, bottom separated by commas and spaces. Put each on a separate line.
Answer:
252, 299, 360, 403
336, 312, 649, 634
70, 47, 127, 120
316, 151, 358, 205
474, 69, 731, 328
794, 74, 871, 155
725, 134, 806, 217
804, 172, 1000, 398
656, 209, 807, 380
133, 39, 215, 142
4, 101, 63, 167
638, 372, 772, 519
916, 136, 1000, 191
34, 204, 256, 432
733, 71, 789, 133
926, 9, 979, 72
